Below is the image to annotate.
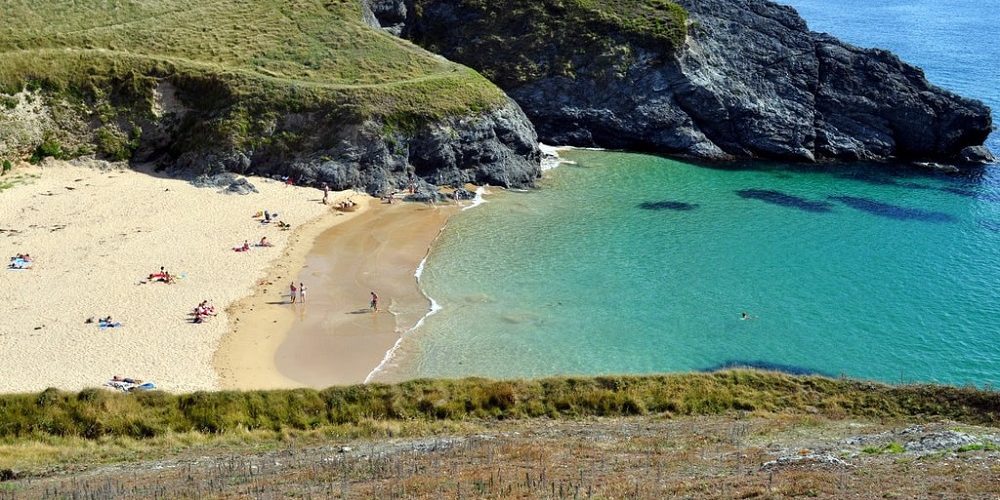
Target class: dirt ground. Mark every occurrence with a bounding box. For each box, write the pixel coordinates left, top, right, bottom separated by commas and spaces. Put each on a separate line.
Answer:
3, 414, 999, 499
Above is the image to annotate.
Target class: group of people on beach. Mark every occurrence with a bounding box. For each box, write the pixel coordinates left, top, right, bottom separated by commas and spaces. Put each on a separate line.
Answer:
192, 300, 217, 323
289, 282, 306, 303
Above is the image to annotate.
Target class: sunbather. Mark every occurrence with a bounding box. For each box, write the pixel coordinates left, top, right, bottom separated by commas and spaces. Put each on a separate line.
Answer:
258, 236, 273, 247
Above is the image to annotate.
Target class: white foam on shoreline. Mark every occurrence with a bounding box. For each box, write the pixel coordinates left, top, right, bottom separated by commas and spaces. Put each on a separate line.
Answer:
364, 223, 449, 383
540, 143, 591, 170
462, 185, 488, 211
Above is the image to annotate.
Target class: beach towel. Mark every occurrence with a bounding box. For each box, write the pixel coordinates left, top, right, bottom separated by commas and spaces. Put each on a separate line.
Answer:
103, 380, 156, 392
7, 258, 32, 270
98, 322, 122, 329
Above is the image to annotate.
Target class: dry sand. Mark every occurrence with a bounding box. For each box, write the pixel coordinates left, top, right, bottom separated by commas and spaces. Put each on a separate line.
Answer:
216, 199, 456, 389
0, 161, 361, 393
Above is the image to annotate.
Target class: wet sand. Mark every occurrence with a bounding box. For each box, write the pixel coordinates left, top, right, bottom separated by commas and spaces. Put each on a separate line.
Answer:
216, 199, 456, 389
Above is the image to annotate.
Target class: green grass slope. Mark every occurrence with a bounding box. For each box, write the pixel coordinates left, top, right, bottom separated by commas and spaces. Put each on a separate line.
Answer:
0, 0, 507, 160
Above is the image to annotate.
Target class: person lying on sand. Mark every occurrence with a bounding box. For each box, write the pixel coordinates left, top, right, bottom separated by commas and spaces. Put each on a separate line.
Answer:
233, 240, 251, 252
98, 316, 122, 328
111, 375, 143, 384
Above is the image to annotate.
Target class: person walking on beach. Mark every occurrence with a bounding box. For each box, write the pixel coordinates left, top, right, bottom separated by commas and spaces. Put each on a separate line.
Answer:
321, 183, 330, 205
299, 282, 306, 303
289, 282, 297, 304
370, 291, 379, 312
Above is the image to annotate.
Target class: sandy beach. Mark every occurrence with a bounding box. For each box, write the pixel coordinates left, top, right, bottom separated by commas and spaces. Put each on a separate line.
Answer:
216, 199, 457, 389
0, 161, 361, 393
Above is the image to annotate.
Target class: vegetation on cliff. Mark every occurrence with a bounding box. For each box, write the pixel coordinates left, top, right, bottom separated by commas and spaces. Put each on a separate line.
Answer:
409, 0, 688, 88
1, 371, 997, 442
0, 0, 507, 164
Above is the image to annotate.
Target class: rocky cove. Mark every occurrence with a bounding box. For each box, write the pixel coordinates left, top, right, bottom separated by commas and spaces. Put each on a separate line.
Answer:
0, 0, 994, 194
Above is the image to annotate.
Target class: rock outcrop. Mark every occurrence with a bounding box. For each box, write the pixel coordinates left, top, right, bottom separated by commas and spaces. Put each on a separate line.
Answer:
170, 97, 539, 193
390, 0, 994, 165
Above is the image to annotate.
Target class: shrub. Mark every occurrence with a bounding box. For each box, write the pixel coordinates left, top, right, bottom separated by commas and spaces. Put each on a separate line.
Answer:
96, 126, 137, 162
30, 135, 64, 163
1, 160, 11, 175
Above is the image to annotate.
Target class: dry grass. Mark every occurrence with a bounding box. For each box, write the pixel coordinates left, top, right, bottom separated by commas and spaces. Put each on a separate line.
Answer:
4, 415, 999, 498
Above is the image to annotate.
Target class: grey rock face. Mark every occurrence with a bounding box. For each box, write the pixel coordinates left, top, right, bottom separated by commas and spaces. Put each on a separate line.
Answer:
184, 98, 541, 194
398, 0, 994, 165
165, 95, 539, 193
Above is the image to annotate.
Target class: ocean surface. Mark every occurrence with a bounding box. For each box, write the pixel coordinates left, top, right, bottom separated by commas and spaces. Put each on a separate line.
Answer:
384, 0, 1000, 386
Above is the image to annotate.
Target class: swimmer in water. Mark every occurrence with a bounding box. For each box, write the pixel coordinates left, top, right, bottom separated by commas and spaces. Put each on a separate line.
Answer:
740, 311, 751, 320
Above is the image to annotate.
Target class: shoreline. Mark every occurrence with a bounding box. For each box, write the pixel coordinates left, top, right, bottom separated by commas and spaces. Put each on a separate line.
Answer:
215, 198, 458, 390
212, 193, 371, 390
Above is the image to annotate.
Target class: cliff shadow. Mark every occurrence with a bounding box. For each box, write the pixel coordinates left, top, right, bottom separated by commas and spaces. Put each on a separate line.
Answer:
938, 187, 1000, 203
637, 200, 700, 211
735, 189, 835, 213
833, 170, 933, 190
702, 360, 832, 377
827, 196, 957, 223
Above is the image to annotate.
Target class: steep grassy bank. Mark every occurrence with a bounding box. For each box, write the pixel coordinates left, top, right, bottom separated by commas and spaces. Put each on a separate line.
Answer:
0, 0, 537, 190
2, 372, 998, 442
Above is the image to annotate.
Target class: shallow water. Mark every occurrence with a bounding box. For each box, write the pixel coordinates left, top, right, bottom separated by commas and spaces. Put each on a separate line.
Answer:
382, 0, 1000, 386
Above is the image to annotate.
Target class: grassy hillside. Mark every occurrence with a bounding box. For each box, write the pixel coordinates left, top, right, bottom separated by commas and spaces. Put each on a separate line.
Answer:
0, 0, 505, 116
0, 0, 508, 164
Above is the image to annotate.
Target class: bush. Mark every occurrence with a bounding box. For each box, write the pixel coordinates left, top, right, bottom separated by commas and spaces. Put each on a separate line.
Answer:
96, 126, 138, 162
1, 160, 11, 175
30, 135, 64, 163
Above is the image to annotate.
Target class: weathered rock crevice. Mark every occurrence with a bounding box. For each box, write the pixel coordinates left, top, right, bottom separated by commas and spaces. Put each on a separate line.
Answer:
375, 0, 994, 166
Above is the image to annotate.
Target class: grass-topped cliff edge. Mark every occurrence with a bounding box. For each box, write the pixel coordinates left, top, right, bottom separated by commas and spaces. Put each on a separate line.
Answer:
2, 371, 997, 448
2, 371, 998, 495
0, 0, 538, 190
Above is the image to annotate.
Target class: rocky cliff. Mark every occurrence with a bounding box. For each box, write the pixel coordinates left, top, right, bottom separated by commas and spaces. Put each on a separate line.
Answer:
0, 0, 541, 192
386, 0, 994, 165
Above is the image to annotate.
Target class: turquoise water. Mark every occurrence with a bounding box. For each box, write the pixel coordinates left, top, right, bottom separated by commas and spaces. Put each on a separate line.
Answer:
387, 0, 1000, 386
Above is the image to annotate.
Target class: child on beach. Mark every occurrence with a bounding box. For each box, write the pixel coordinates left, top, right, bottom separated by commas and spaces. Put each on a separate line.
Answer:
370, 291, 379, 312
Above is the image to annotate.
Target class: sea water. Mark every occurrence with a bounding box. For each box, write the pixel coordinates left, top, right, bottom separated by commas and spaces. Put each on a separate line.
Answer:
386, 0, 1000, 386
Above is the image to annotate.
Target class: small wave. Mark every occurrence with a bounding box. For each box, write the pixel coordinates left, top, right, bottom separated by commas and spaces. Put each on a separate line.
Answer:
540, 143, 580, 171
414, 255, 428, 279
364, 220, 450, 383
462, 185, 487, 211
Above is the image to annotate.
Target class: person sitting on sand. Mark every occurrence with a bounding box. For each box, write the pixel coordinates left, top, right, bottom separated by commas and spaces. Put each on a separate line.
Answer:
233, 240, 250, 252
258, 236, 273, 247
277, 221, 291, 230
